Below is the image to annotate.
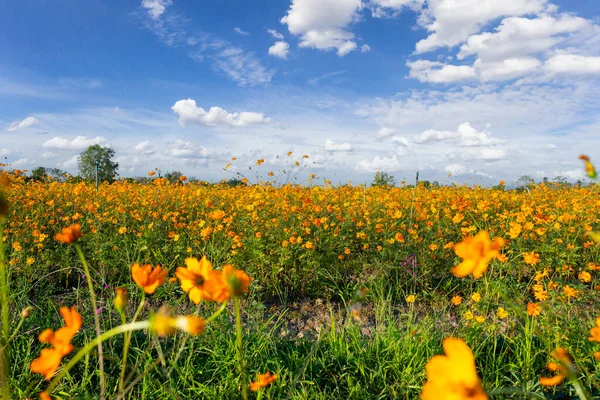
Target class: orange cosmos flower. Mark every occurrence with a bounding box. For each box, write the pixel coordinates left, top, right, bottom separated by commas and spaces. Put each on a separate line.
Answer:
578, 271, 592, 283
451, 295, 462, 306
452, 231, 504, 279
527, 302, 541, 317
421, 337, 487, 400
250, 371, 278, 392
523, 251, 540, 265
54, 224, 82, 244
540, 348, 571, 387
222, 264, 252, 297
39, 391, 52, 400
131, 263, 168, 294
30, 306, 82, 380
563, 285, 580, 300
175, 256, 227, 303
588, 317, 600, 342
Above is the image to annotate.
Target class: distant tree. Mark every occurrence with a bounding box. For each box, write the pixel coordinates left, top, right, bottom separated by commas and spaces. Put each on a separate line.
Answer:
553, 175, 572, 188
516, 175, 535, 188
30, 166, 47, 181
164, 170, 183, 184
420, 180, 431, 188
78, 145, 119, 183
224, 178, 245, 187
371, 171, 397, 187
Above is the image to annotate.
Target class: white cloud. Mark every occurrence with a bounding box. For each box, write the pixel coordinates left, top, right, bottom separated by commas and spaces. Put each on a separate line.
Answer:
548, 144, 556, 149
325, 139, 352, 152
171, 99, 273, 127
141, 0, 172, 20
475, 57, 542, 81
407, 60, 477, 83
11, 158, 34, 168
268, 41, 290, 59
376, 127, 397, 139
457, 15, 590, 62
545, 54, 600, 75
210, 46, 276, 86
268, 29, 284, 39
390, 136, 412, 154
414, 0, 547, 54
281, 0, 362, 56
58, 155, 79, 169
444, 163, 468, 175
234, 27, 249, 36
164, 140, 209, 159
356, 155, 402, 172
369, 0, 423, 17
42, 136, 108, 150
5, 116, 40, 132
42, 152, 57, 159
0, 149, 11, 157
414, 122, 501, 147
361, 44, 371, 53
133, 141, 156, 155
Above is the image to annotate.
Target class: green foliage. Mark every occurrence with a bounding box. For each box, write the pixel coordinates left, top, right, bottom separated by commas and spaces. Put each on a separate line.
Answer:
78, 145, 119, 183
371, 172, 396, 187
164, 170, 183, 184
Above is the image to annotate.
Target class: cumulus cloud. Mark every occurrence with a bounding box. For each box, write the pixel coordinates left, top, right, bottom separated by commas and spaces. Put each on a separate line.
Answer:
268, 41, 290, 59
444, 163, 468, 175
325, 139, 353, 152
58, 155, 79, 169
414, 0, 547, 54
369, 0, 423, 18
281, 0, 362, 56
133, 141, 156, 156
171, 99, 272, 127
376, 127, 397, 139
407, 60, 477, 83
164, 140, 209, 159
42, 136, 108, 150
545, 54, 600, 75
267, 29, 284, 39
356, 155, 402, 172
390, 136, 412, 155
414, 122, 501, 147
361, 44, 371, 53
141, 0, 172, 19
4, 116, 40, 132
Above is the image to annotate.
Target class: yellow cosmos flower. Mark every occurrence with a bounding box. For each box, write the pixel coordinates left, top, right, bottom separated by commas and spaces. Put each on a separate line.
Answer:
421, 338, 488, 400
496, 307, 509, 319
452, 231, 504, 279
588, 317, 600, 342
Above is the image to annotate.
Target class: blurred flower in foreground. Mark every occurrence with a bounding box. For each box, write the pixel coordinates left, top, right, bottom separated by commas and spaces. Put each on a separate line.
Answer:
30, 307, 82, 380
589, 317, 600, 342
452, 231, 504, 279
540, 348, 571, 386
250, 371, 278, 392
151, 310, 206, 337
579, 155, 597, 179
421, 337, 487, 400
55, 224, 82, 244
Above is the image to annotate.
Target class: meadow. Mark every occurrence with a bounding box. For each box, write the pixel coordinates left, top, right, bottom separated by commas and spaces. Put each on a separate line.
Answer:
0, 160, 599, 399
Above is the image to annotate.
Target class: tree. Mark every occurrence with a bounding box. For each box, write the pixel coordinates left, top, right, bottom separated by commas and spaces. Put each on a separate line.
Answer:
30, 167, 47, 181
164, 170, 183, 184
78, 145, 119, 183
371, 171, 397, 187
516, 175, 534, 188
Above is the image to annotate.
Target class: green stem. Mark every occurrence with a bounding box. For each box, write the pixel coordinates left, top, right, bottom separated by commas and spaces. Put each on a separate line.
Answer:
3, 314, 25, 349
0, 219, 11, 399
75, 244, 105, 399
119, 292, 145, 392
45, 321, 150, 395
206, 301, 228, 324
235, 298, 248, 400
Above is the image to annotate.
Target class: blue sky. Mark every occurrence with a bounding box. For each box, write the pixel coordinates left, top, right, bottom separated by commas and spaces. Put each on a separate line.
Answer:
1, 0, 600, 184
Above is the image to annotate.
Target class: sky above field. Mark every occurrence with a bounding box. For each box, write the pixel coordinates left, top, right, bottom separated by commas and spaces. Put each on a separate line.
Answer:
1, 0, 600, 185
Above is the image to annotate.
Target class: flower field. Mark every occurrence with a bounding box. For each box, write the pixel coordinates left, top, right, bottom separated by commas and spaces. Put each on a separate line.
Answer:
1, 162, 600, 399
